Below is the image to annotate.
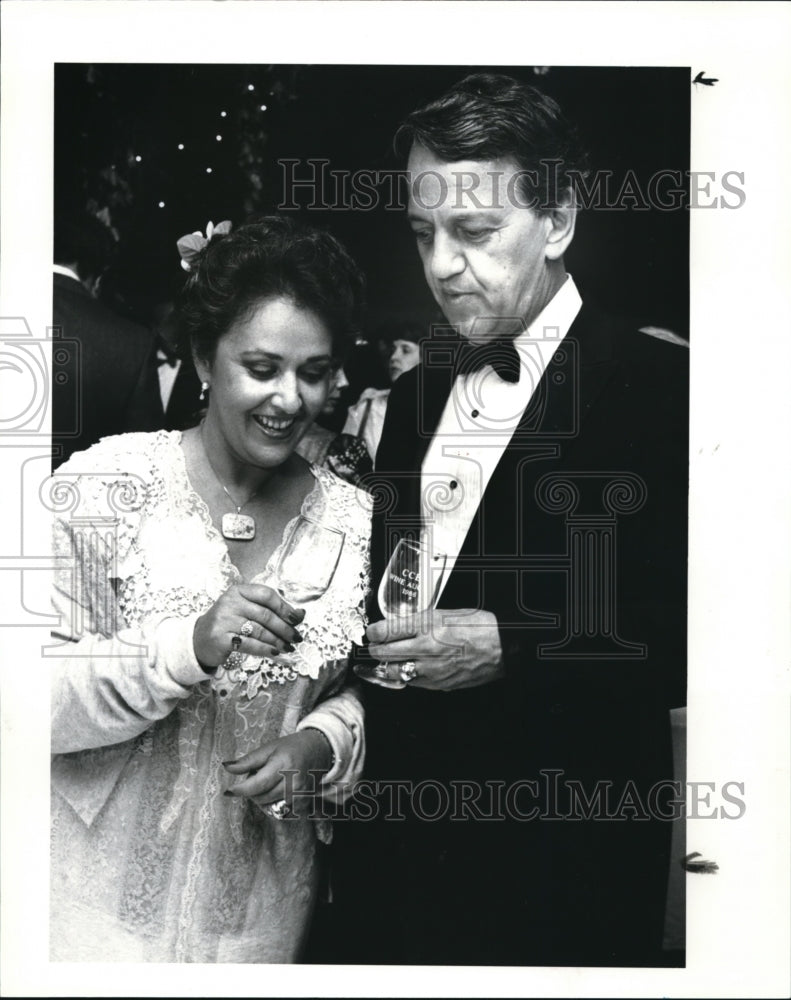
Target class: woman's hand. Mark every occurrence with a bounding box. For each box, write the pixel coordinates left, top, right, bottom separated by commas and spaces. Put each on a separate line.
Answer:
192, 583, 306, 669
222, 730, 334, 808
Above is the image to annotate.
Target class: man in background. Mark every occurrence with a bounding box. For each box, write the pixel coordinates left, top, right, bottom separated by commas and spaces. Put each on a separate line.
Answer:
52, 209, 164, 468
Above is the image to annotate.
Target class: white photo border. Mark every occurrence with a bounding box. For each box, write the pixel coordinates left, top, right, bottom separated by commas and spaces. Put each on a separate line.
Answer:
1, 1, 789, 997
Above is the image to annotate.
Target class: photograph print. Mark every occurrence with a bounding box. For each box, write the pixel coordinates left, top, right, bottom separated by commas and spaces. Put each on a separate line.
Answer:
47, 61, 690, 968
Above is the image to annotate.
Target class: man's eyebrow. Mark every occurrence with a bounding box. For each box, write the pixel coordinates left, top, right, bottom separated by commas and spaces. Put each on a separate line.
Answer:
407, 210, 503, 225
448, 210, 503, 223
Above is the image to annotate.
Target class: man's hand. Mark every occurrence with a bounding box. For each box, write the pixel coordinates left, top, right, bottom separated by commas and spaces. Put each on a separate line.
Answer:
360, 609, 504, 691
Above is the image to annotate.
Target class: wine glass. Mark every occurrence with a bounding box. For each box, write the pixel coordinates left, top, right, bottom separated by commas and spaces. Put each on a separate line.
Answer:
377, 538, 446, 618
267, 515, 345, 664
356, 537, 447, 688
271, 515, 345, 605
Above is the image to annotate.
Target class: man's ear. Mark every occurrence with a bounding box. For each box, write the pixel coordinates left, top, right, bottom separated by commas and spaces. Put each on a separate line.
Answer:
544, 197, 577, 261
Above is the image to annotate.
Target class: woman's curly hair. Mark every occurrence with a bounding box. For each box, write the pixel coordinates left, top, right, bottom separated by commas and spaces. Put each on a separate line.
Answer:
176, 215, 365, 362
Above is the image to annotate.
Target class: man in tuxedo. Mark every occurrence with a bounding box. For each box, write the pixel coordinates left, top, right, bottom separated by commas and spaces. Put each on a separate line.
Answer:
149, 297, 203, 432
52, 210, 165, 468
333, 74, 688, 967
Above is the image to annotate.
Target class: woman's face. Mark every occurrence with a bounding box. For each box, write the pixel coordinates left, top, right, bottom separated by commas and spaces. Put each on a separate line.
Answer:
388, 339, 421, 382
197, 295, 333, 470
323, 367, 349, 416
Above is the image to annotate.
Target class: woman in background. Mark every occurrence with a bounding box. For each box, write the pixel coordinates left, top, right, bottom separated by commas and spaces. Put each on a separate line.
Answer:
49, 217, 371, 963
342, 319, 423, 463
296, 366, 373, 487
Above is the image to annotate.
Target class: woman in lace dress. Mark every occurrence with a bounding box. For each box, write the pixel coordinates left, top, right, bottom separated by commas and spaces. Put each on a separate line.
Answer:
49, 217, 371, 963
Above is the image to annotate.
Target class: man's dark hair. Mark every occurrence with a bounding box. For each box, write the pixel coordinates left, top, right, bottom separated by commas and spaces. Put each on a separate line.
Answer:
395, 73, 588, 212
378, 318, 424, 346
53, 208, 117, 280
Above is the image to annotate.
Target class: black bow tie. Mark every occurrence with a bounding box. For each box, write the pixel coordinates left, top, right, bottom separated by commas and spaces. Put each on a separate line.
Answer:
455, 337, 521, 383
156, 339, 180, 368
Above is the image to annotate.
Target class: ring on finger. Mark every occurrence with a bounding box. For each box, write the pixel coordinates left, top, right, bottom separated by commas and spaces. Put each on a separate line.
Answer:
239, 619, 255, 638
266, 799, 292, 820
226, 634, 244, 669
399, 660, 418, 684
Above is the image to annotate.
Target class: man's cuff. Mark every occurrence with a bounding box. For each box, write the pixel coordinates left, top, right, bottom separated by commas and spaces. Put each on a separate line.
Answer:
295, 717, 345, 785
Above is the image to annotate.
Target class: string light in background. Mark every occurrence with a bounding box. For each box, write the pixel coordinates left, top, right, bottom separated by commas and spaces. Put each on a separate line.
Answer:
68, 69, 292, 243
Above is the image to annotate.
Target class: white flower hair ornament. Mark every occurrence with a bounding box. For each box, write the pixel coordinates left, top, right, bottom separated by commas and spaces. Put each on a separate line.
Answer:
177, 220, 232, 272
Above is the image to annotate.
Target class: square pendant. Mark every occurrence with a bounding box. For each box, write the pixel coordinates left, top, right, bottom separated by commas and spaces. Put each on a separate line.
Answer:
221, 512, 256, 541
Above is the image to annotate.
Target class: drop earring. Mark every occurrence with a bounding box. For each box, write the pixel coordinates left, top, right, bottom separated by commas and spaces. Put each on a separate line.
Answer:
199, 381, 209, 402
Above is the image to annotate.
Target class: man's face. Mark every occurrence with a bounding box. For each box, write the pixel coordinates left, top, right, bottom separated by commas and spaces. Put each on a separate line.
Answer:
407, 143, 557, 344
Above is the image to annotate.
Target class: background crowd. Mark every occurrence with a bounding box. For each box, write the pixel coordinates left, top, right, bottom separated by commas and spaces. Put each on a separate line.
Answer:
52, 63, 689, 470
52, 206, 422, 480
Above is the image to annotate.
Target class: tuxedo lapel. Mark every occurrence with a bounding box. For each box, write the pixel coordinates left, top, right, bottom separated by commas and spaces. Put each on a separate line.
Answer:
441, 302, 620, 605
375, 304, 622, 605
413, 357, 456, 467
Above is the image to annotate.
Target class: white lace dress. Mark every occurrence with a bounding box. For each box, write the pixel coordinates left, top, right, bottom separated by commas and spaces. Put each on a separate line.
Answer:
48, 431, 372, 963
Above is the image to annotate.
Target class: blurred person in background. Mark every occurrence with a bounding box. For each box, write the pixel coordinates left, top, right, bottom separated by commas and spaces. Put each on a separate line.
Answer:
296, 366, 373, 488
342, 319, 423, 463
52, 208, 164, 468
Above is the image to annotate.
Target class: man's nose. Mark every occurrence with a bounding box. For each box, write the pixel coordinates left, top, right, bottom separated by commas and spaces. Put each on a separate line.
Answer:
428, 232, 464, 282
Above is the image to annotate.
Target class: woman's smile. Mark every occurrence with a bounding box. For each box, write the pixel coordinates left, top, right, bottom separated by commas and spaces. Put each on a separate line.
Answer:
252, 412, 300, 439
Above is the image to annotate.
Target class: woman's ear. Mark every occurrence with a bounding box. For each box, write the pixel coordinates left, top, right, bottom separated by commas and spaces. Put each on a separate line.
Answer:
544, 195, 577, 261
192, 350, 211, 386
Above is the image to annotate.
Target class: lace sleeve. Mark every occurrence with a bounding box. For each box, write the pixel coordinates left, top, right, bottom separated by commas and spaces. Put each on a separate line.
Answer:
49, 461, 208, 755
290, 471, 371, 804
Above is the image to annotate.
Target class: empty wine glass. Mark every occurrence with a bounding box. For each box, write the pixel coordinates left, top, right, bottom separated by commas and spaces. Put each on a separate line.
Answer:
356, 537, 446, 688
271, 515, 345, 605
377, 538, 446, 618
266, 515, 345, 667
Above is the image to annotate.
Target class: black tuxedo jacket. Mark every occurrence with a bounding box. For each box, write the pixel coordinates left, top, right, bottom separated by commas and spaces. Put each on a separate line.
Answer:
162, 357, 203, 432
332, 302, 688, 966
52, 273, 165, 468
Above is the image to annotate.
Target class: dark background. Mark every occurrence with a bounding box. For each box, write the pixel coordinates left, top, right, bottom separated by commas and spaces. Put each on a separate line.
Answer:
55, 63, 689, 338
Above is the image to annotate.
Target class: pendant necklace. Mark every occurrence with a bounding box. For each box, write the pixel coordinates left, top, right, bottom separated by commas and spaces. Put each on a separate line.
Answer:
200, 428, 264, 541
